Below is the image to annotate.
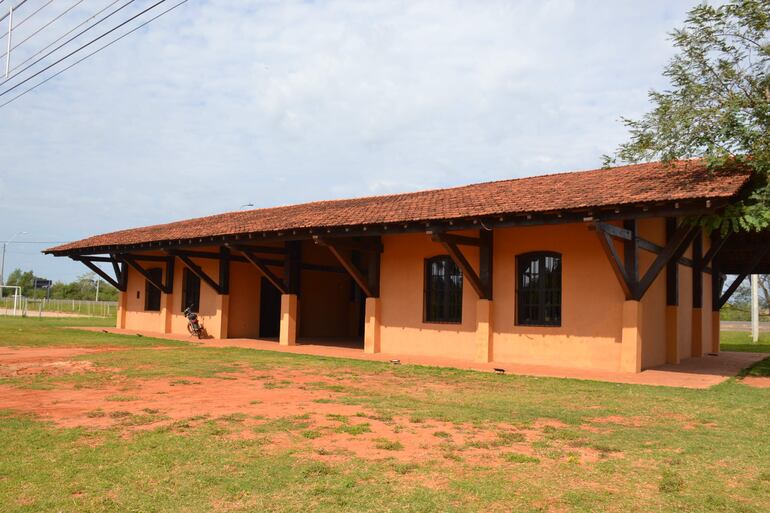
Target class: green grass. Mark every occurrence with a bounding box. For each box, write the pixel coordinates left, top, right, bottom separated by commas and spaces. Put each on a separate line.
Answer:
0, 316, 188, 348
720, 330, 770, 353
0, 319, 769, 512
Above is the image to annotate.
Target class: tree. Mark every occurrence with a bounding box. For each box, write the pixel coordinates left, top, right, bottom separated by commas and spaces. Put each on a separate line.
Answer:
607, 0, 770, 234
5, 269, 35, 296
3, 268, 118, 301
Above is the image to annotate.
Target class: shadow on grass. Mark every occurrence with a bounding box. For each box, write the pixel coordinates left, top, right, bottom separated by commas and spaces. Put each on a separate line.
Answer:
739, 357, 770, 378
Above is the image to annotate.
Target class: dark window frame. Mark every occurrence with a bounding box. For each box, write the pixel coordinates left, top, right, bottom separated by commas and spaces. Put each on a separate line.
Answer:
181, 268, 201, 313
516, 251, 562, 327
423, 255, 463, 324
144, 268, 162, 312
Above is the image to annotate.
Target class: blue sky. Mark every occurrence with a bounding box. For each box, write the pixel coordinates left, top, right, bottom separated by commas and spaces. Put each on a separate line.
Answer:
0, 0, 700, 282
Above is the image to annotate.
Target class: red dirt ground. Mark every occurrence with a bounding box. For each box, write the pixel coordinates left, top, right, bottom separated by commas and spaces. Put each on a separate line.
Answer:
78, 326, 770, 389
0, 346, 622, 465
740, 376, 770, 388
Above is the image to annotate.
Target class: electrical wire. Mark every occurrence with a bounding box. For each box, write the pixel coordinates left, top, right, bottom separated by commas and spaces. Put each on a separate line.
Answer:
0, 0, 188, 109
0, 0, 55, 40
0, 0, 158, 96
8, 0, 123, 73
0, 0, 29, 24
0, 0, 136, 85
0, 0, 84, 61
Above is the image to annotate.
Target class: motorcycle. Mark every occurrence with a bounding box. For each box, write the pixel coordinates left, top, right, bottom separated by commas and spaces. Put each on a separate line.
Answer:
184, 306, 204, 339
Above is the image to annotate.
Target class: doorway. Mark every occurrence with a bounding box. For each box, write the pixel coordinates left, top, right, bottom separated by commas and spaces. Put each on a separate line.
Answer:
259, 278, 281, 338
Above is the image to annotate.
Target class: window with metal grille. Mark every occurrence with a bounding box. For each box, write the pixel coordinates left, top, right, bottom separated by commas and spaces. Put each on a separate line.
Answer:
516, 252, 562, 326
144, 268, 162, 312
424, 256, 463, 323
182, 268, 201, 313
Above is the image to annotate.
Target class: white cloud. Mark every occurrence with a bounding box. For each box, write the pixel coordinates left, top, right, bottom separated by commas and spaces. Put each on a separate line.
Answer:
0, 0, 698, 280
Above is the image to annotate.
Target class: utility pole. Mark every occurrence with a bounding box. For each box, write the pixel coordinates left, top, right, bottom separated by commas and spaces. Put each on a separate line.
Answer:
751, 274, 759, 343
0, 231, 27, 299
0, 242, 6, 297
4, 4, 12, 78
95, 279, 100, 302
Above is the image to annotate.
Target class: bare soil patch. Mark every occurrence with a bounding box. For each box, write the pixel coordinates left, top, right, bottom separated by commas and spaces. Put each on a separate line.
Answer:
0, 348, 622, 466
740, 376, 770, 388
0, 347, 121, 378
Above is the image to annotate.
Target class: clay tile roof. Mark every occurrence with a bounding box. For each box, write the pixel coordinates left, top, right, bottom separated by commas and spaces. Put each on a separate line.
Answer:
46, 159, 750, 254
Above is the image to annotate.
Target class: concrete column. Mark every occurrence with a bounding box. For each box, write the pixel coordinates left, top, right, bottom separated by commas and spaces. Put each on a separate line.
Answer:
117, 290, 127, 329
161, 293, 173, 334
216, 294, 229, 339
475, 299, 493, 363
621, 300, 643, 373
364, 297, 381, 354
691, 308, 702, 357
665, 305, 679, 364
712, 311, 720, 353
279, 294, 298, 346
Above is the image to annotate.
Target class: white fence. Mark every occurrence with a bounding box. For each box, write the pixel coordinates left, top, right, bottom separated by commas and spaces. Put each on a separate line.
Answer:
0, 297, 118, 318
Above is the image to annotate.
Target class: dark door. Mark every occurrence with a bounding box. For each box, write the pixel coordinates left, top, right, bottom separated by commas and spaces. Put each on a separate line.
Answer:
259, 278, 281, 338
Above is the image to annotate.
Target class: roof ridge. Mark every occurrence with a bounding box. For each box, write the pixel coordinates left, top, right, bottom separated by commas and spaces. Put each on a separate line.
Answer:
47, 157, 747, 255
213, 158, 704, 216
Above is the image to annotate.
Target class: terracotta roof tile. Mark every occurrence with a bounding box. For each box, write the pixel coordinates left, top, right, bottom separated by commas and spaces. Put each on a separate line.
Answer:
46, 160, 750, 254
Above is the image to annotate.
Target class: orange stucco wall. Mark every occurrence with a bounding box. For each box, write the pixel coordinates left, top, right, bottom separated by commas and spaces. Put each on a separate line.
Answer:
379, 232, 480, 361
489, 224, 625, 371
117, 218, 715, 372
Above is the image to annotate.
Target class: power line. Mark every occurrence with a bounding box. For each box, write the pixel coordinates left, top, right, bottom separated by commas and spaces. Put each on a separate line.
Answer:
0, 0, 83, 61
0, 0, 188, 109
0, 0, 55, 40
0, 241, 68, 244
0, 0, 136, 86
8, 0, 122, 72
0, 0, 29, 24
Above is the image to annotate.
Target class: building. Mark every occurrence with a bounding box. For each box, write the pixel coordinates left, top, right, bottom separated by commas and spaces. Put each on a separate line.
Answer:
45, 160, 763, 373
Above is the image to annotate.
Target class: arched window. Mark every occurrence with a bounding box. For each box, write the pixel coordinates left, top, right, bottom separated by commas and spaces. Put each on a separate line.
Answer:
424, 256, 463, 323
517, 252, 562, 326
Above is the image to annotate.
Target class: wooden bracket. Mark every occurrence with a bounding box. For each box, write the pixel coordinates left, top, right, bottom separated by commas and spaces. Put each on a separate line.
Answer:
594, 219, 699, 300
315, 237, 376, 297
594, 224, 634, 299
313, 236, 382, 297
718, 243, 770, 308
120, 254, 173, 294
430, 231, 490, 299
311, 236, 383, 254
168, 250, 226, 295
70, 255, 126, 291
635, 222, 699, 300
233, 245, 288, 295
702, 231, 730, 267
426, 231, 481, 247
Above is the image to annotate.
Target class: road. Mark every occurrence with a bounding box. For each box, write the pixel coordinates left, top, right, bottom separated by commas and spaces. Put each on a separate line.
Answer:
721, 321, 770, 333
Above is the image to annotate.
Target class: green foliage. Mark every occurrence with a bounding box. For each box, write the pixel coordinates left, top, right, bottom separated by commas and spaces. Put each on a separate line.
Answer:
608, 0, 770, 233
5, 268, 118, 300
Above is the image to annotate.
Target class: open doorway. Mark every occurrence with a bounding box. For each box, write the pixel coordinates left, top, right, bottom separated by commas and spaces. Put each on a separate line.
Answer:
259, 277, 281, 338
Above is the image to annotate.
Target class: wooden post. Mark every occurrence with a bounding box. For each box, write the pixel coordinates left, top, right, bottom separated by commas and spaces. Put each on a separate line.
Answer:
665, 218, 679, 364
711, 233, 721, 353
284, 241, 302, 295
623, 219, 638, 285
692, 230, 703, 356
